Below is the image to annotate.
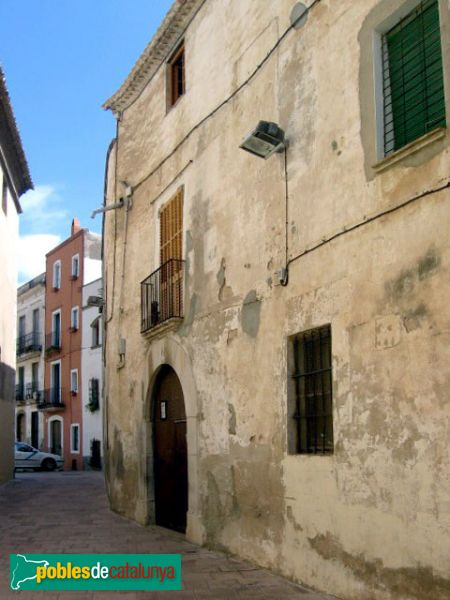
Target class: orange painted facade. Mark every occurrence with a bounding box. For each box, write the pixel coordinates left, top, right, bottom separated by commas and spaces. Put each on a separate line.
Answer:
43, 224, 85, 470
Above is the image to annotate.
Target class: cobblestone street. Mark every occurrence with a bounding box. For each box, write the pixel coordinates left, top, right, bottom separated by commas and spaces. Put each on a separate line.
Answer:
0, 472, 339, 599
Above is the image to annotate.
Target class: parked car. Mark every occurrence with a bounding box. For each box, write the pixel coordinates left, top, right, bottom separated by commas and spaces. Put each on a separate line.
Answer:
14, 442, 63, 471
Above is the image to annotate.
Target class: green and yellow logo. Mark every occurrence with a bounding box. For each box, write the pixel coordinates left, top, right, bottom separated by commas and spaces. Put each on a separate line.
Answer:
10, 553, 181, 591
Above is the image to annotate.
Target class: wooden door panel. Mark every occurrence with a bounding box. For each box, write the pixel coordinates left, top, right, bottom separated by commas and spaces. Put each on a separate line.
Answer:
154, 366, 188, 533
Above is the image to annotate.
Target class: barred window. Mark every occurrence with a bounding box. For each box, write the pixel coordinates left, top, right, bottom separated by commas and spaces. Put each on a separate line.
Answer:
288, 325, 333, 455
383, 0, 446, 155
89, 378, 100, 411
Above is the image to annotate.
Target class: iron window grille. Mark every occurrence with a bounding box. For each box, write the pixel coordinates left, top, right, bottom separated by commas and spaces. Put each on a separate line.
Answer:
382, 0, 446, 155
89, 378, 100, 411
291, 325, 333, 455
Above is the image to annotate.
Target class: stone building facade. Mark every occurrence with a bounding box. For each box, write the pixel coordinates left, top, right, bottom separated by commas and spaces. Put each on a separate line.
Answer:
102, 1, 450, 598
0, 66, 32, 483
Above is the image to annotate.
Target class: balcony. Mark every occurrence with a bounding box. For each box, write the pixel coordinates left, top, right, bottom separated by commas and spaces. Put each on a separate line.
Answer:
141, 259, 185, 334
16, 332, 42, 357
15, 385, 25, 402
38, 388, 65, 410
45, 332, 61, 356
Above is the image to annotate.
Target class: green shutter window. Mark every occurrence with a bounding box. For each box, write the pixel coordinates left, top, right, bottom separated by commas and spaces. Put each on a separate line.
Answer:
383, 0, 446, 155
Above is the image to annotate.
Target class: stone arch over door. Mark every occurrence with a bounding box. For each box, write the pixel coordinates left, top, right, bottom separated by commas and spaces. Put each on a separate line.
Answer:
144, 334, 203, 544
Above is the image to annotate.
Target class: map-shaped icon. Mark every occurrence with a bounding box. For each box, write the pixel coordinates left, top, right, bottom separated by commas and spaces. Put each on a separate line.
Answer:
10, 554, 49, 590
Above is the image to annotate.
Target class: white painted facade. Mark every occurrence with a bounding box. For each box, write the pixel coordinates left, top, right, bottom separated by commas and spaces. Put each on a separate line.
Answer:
0, 66, 32, 483
15, 274, 45, 448
81, 277, 103, 468
0, 166, 19, 481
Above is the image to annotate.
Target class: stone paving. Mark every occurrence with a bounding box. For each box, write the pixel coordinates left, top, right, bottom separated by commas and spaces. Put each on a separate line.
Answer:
0, 471, 340, 599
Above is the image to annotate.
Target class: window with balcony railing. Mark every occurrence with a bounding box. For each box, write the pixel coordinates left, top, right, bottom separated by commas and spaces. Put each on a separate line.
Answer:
16, 331, 42, 356
141, 259, 185, 332
141, 188, 185, 334
39, 388, 65, 409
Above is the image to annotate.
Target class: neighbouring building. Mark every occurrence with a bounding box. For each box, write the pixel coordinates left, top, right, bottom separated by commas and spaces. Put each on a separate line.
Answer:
81, 277, 103, 469
15, 273, 45, 449
42, 219, 101, 470
0, 66, 32, 483
102, 1, 450, 599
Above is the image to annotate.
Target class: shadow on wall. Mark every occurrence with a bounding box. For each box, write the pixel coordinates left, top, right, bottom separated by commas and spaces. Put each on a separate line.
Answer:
0, 361, 15, 402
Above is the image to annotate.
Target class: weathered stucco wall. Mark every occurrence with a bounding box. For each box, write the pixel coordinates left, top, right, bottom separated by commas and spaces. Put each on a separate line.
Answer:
0, 167, 19, 484
103, 1, 450, 598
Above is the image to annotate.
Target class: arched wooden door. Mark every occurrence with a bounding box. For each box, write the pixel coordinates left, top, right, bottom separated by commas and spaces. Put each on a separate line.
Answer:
153, 365, 188, 533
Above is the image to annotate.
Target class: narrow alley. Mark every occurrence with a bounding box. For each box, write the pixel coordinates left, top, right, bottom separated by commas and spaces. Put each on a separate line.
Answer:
0, 472, 338, 599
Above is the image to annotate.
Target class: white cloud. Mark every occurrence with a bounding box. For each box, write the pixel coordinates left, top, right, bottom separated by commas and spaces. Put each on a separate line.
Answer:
18, 234, 61, 285
20, 185, 68, 234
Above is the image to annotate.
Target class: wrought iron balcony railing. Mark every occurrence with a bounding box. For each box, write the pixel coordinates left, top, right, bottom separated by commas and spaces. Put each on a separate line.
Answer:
16, 384, 43, 402
25, 383, 42, 402
39, 388, 65, 409
45, 332, 61, 353
141, 259, 185, 333
16, 332, 42, 356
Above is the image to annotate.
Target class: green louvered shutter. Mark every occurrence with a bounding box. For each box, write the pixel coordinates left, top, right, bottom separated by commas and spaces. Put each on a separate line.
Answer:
383, 0, 446, 154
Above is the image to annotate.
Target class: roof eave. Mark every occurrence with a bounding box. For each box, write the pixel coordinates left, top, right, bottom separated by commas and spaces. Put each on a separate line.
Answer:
0, 67, 33, 211
103, 0, 206, 115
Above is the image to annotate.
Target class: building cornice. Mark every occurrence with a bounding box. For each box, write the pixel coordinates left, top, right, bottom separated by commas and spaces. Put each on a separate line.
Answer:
0, 66, 33, 209
102, 0, 206, 115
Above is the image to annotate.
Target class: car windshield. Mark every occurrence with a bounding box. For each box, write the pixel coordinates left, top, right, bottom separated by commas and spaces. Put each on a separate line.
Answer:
16, 443, 35, 452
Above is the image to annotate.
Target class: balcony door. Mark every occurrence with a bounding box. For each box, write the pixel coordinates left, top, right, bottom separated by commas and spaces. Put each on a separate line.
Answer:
50, 419, 62, 455
51, 362, 61, 403
160, 189, 183, 322
17, 366, 25, 400
32, 308, 39, 346
52, 311, 61, 347
31, 362, 39, 391
18, 315, 26, 352
31, 412, 39, 448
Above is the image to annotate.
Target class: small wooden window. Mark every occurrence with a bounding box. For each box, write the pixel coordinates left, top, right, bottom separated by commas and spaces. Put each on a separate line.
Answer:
169, 43, 185, 107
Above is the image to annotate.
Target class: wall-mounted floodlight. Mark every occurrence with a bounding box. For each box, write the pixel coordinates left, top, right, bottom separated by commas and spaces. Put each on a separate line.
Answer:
239, 121, 286, 159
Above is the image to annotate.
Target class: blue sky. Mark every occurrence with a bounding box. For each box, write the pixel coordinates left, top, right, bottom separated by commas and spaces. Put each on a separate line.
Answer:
0, 0, 173, 283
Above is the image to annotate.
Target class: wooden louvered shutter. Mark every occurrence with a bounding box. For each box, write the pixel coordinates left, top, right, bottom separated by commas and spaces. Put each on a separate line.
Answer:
160, 189, 183, 264
159, 189, 183, 321
384, 0, 446, 154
